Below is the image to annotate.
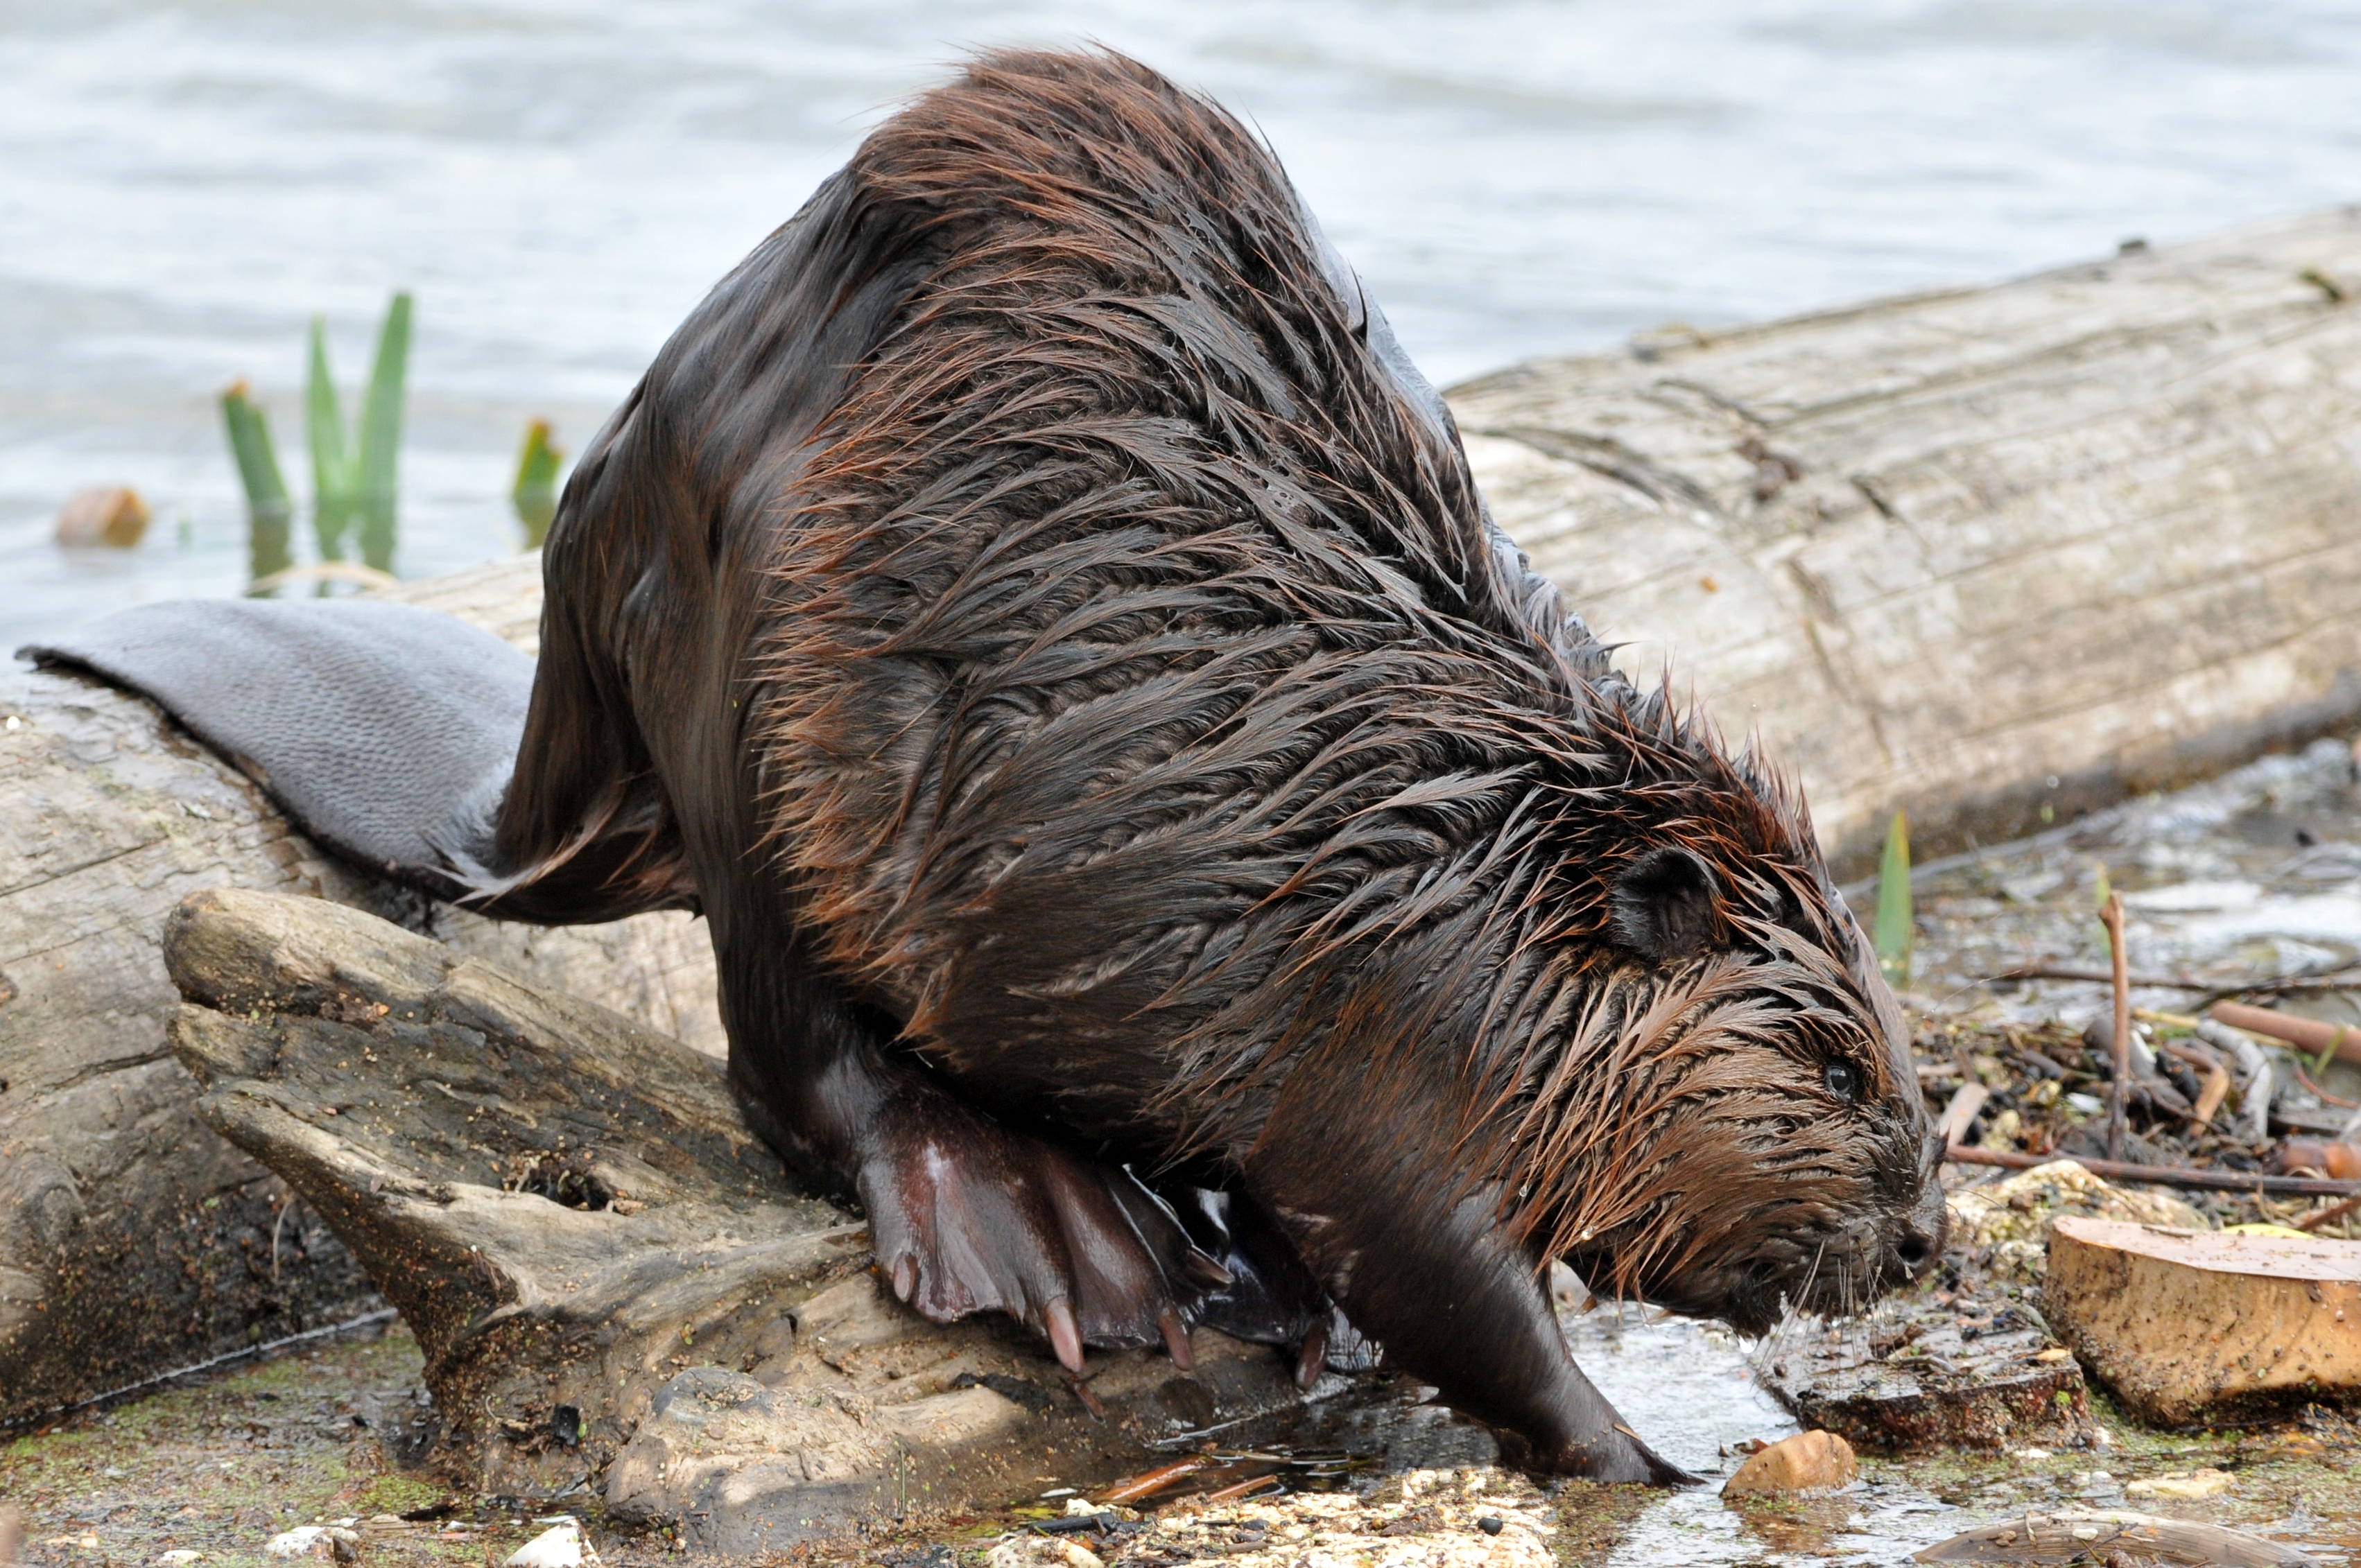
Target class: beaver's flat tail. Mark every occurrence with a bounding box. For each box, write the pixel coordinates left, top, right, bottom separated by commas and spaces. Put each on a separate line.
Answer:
18, 598, 669, 917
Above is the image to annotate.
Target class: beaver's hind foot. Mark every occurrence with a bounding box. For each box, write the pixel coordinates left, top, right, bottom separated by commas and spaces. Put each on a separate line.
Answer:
858, 1092, 1214, 1370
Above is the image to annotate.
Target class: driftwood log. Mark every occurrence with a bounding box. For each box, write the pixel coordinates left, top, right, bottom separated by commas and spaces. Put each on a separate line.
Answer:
164, 888, 1326, 1547
0, 558, 719, 1423
1453, 205, 2361, 871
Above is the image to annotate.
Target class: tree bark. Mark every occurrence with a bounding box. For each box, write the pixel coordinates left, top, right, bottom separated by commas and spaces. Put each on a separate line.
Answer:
0, 563, 719, 1424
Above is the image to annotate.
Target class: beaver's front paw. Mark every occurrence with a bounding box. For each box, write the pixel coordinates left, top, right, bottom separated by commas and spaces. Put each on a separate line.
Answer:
1490, 1425, 1700, 1487
856, 1097, 1211, 1370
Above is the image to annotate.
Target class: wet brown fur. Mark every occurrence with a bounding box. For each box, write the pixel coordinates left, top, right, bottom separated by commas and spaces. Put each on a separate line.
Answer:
492, 48, 1940, 1472
738, 51, 1930, 1327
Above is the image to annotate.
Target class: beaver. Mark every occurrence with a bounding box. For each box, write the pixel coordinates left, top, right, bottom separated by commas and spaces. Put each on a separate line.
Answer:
27, 49, 1945, 1483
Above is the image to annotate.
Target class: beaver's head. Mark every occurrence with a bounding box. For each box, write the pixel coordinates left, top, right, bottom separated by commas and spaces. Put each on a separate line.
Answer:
1444, 694, 1948, 1339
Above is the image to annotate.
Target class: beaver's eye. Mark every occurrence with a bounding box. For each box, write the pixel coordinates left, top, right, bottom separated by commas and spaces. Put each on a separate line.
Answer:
1823, 1061, 1860, 1101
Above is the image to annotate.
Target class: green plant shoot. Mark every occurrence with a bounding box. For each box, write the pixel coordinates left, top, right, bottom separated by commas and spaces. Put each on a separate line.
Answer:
220, 380, 293, 589
512, 419, 564, 549
1874, 809, 1912, 986
306, 292, 412, 573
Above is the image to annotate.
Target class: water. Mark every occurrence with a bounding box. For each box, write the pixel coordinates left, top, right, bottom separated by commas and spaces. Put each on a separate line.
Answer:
6, 1, 2360, 649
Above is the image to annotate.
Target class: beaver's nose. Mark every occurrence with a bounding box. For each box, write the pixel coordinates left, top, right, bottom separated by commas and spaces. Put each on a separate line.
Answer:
1894, 1185, 1950, 1279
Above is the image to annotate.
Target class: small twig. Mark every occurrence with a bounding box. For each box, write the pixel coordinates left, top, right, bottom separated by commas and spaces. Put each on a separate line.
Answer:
1944, 1144, 2361, 1196
2156, 1039, 2231, 1133
1198, 1473, 1284, 1505
2101, 893, 2131, 1162
1980, 959, 2361, 1008
270, 1196, 293, 1282
1097, 1459, 1206, 1505
2296, 1194, 2361, 1232
2210, 1000, 2361, 1074
1982, 964, 2204, 989
1932, 1083, 1989, 1147
2292, 1059, 2360, 1110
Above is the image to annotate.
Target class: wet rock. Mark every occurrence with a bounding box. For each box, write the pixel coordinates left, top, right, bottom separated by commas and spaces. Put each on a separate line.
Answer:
986, 1540, 1102, 1568
53, 485, 150, 548
2124, 1467, 2235, 1499
2046, 1215, 2361, 1424
1913, 1508, 2316, 1565
1756, 1283, 2096, 1452
1721, 1430, 1857, 1497
263, 1526, 358, 1561
505, 1519, 596, 1568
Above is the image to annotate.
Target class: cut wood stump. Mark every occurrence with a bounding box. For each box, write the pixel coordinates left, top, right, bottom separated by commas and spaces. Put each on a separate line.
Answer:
2046, 1216, 2361, 1425
0, 562, 720, 1425
163, 887, 1326, 1547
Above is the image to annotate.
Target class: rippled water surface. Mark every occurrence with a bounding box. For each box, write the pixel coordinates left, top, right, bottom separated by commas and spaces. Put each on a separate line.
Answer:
6, 0, 2361, 645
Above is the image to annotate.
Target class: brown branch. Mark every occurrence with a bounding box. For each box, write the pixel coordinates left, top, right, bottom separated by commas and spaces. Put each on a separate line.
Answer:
2296, 1195, 2361, 1232
2210, 1000, 2361, 1070
1944, 1143, 2361, 1197
1982, 964, 2205, 989
2292, 1059, 2360, 1110
2155, 1039, 2230, 1133
2101, 893, 2131, 1163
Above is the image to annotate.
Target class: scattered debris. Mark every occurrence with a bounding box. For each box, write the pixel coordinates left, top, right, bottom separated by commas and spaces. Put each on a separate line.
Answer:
1912, 1508, 2316, 1566
2046, 1215, 2361, 1423
1754, 1159, 2225, 1451
53, 485, 150, 548
987, 1539, 1101, 1568
1721, 1430, 1858, 1496
1950, 1160, 2206, 1282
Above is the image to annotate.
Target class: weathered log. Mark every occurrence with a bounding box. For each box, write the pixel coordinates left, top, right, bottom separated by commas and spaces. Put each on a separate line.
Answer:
0, 564, 720, 1424
163, 887, 1323, 1547
1448, 206, 2361, 870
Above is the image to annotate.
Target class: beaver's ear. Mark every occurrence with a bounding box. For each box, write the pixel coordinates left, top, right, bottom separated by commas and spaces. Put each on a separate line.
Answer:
1609, 847, 1722, 962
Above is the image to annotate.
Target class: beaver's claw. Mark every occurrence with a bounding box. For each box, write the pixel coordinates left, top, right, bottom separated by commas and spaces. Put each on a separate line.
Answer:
856, 1097, 1208, 1370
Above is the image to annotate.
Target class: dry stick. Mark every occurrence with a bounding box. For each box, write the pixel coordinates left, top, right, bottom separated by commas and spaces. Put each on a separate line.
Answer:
2156, 1038, 2231, 1133
1980, 961, 2361, 1006
1984, 964, 2204, 989
1944, 1143, 2361, 1196
2209, 1000, 2361, 1072
2296, 1194, 2361, 1232
1098, 1459, 1206, 1506
1932, 1082, 1990, 1147
2292, 1059, 2360, 1110
2101, 891, 2131, 1162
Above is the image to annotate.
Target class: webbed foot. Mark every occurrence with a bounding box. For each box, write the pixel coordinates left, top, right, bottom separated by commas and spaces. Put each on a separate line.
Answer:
858, 1094, 1211, 1370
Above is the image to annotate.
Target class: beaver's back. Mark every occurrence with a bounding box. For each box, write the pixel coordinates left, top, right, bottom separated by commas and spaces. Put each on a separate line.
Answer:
639, 53, 1609, 1152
